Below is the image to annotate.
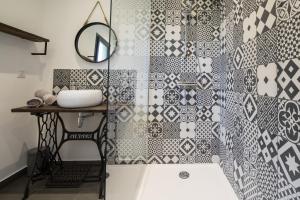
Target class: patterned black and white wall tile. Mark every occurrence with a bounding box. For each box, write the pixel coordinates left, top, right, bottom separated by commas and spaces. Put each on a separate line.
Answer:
219, 0, 300, 199
148, 0, 222, 164
53, 0, 222, 165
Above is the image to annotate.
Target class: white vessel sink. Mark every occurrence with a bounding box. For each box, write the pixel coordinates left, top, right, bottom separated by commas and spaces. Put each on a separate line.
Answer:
57, 90, 103, 108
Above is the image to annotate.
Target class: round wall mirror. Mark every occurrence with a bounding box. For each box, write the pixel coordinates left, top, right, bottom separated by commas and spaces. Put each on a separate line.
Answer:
75, 22, 118, 63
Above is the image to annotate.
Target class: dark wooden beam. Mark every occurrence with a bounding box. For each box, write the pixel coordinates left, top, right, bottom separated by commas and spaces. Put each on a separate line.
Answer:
0, 22, 49, 42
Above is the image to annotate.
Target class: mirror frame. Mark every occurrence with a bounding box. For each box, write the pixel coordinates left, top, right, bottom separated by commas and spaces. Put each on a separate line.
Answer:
75, 22, 118, 63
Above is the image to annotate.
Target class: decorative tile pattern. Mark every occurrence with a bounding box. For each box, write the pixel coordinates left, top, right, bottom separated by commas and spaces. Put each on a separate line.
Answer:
180, 122, 196, 138
70, 69, 87, 88
197, 89, 213, 106
165, 25, 181, 41
117, 106, 135, 122
163, 122, 180, 139
148, 105, 164, 122
277, 58, 300, 101
197, 41, 221, 58
164, 58, 181, 73
164, 88, 180, 105
162, 139, 180, 155
276, 0, 300, 25
179, 88, 197, 106
148, 122, 163, 138
180, 72, 197, 83
233, 47, 244, 70
179, 138, 196, 156
151, 10, 165, 41
243, 68, 257, 94
233, 69, 245, 93
257, 28, 277, 65
166, 0, 181, 9
53, 69, 71, 87
196, 122, 212, 140
149, 89, 164, 105
166, 10, 181, 25
197, 25, 213, 41
256, 157, 278, 200
277, 175, 300, 200
163, 105, 180, 122
116, 139, 148, 161
150, 41, 165, 56
180, 106, 197, 122
148, 0, 222, 165
149, 73, 164, 89
242, 0, 257, 18
148, 138, 163, 156
162, 155, 180, 164
185, 42, 197, 57
197, 73, 213, 90
150, 56, 165, 73
277, 137, 300, 193
196, 106, 213, 122
196, 139, 212, 163
218, 0, 300, 199
243, 11, 256, 43
257, 128, 277, 170
181, 9, 197, 26
257, 63, 277, 97
256, 0, 277, 35
151, 0, 165, 10
277, 13, 300, 61
278, 99, 300, 144
164, 73, 180, 89
52, 85, 69, 95
243, 94, 258, 123
233, 0, 243, 25
164, 40, 184, 57
257, 96, 278, 134
180, 57, 198, 73
241, 39, 257, 68
119, 87, 135, 105
226, 70, 234, 91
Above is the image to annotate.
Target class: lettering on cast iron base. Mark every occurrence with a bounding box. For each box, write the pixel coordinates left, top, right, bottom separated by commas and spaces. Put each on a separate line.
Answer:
68, 133, 95, 140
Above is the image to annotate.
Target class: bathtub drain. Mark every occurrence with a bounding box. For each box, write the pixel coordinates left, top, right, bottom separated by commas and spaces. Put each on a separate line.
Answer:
179, 171, 190, 179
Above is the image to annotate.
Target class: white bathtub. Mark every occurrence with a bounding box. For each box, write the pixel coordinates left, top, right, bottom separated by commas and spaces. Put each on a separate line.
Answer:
107, 164, 238, 200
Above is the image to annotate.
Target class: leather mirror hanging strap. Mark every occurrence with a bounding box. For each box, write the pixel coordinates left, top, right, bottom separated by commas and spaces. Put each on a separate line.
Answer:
84, 1, 109, 25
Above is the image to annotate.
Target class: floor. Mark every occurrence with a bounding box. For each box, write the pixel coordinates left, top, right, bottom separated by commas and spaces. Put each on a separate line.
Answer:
0, 164, 238, 200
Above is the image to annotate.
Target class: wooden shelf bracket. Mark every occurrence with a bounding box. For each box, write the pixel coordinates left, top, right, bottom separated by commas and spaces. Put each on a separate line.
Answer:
0, 22, 50, 56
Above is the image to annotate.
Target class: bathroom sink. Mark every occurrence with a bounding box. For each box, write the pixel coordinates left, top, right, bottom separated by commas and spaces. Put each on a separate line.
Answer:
57, 90, 103, 108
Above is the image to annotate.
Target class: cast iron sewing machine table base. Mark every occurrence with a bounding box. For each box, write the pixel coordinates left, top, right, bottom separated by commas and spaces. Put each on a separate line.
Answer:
11, 105, 108, 200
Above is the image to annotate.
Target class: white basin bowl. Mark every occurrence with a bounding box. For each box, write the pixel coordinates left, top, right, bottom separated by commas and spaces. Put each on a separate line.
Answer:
57, 90, 103, 108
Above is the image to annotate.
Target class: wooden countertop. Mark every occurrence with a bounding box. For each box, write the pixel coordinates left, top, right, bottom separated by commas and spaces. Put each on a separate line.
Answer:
11, 104, 107, 113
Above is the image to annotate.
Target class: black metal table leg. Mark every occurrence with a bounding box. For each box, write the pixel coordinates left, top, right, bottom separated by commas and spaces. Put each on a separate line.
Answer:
96, 116, 108, 200
23, 113, 62, 200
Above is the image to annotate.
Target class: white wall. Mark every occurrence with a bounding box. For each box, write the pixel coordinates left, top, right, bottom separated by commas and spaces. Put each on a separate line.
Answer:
0, 0, 46, 181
